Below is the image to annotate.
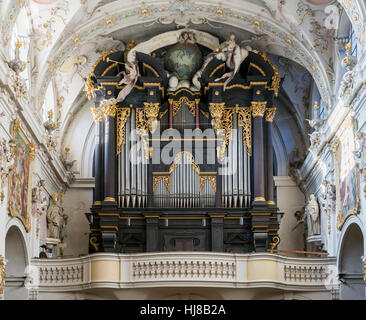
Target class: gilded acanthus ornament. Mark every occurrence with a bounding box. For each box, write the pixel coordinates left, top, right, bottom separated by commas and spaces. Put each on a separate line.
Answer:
143, 102, 160, 134
153, 175, 170, 192
199, 175, 217, 192
209, 102, 226, 134
168, 97, 196, 116
265, 108, 276, 122
251, 101, 267, 117
117, 108, 131, 154
237, 107, 252, 156
135, 108, 150, 160
91, 99, 118, 122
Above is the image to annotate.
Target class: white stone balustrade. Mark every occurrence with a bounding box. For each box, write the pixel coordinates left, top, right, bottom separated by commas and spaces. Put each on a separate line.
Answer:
30, 252, 336, 292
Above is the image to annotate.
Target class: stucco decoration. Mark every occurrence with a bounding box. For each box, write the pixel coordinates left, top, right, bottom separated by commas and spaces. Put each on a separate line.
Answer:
33, 0, 57, 3
33, 0, 341, 112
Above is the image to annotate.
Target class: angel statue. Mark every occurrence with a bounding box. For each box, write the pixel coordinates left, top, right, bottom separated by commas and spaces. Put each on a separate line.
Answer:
214, 32, 251, 89
115, 50, 140, 103
192, 32, 250, 91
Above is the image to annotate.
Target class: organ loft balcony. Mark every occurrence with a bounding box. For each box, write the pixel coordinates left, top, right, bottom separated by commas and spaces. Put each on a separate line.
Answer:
29, 252, 337, 300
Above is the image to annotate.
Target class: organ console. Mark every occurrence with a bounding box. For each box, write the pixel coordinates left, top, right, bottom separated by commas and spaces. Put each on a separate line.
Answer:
85, 31, 283, 254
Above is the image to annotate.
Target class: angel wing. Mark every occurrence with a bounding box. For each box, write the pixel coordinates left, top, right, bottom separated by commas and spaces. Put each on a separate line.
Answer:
223, 45, 250, 90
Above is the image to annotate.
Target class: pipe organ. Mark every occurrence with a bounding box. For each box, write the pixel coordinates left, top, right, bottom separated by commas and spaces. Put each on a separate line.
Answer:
85, 31, 283, 255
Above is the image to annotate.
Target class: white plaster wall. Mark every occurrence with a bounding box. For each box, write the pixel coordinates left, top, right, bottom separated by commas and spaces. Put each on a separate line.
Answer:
61, 185, 93, 257
62, 101, 95, 178
275, 176, 305, 252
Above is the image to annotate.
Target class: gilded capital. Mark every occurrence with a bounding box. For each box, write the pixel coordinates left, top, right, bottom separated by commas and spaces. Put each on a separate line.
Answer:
251, 101, 267, 117
101, 99, 118, 117
265, 107, 276, 122
91, 107, 104, 122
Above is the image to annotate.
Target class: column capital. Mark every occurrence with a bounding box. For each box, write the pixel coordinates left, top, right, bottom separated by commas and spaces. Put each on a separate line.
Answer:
265, 107, 277, 122
91, 100, 118, 122
251, 101, 267, 117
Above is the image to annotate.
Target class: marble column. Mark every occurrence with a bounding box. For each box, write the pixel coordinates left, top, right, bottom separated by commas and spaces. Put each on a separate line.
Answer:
265, 108, 276, 206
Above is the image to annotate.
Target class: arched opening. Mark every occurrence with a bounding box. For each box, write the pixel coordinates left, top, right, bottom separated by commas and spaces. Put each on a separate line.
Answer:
339, 223, 365, 300
4, 226, 28, 300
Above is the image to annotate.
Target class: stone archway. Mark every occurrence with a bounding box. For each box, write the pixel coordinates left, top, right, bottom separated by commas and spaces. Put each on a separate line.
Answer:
339, 223, 365, 300
4, 226, 28, 300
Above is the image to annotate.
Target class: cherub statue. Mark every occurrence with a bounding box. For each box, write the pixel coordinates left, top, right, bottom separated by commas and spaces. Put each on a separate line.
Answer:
178, 31, 196, 45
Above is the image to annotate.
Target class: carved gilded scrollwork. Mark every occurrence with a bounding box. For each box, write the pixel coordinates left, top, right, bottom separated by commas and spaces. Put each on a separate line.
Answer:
251, 101, 267, 117
91, 107, 104, 122
135, 103, 160, 159
116, 108, 131, 155
143, 102, 160, 134
218, 108, 234, 162
169, 97, 196, 116
100, 99, 118, 117
153, 175, 171, 192
169, 151, 200, 175
199, 175, 217, 192
136, 108, 150, 160
209, 103, 254, 159
265, 107, 276, 122
84, 50, 119, 100
91, 99, 118, 122
90, 237, 100, 252
253, 51, 281, 97
237, 107, 252, 156
209, 102, 226, 133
